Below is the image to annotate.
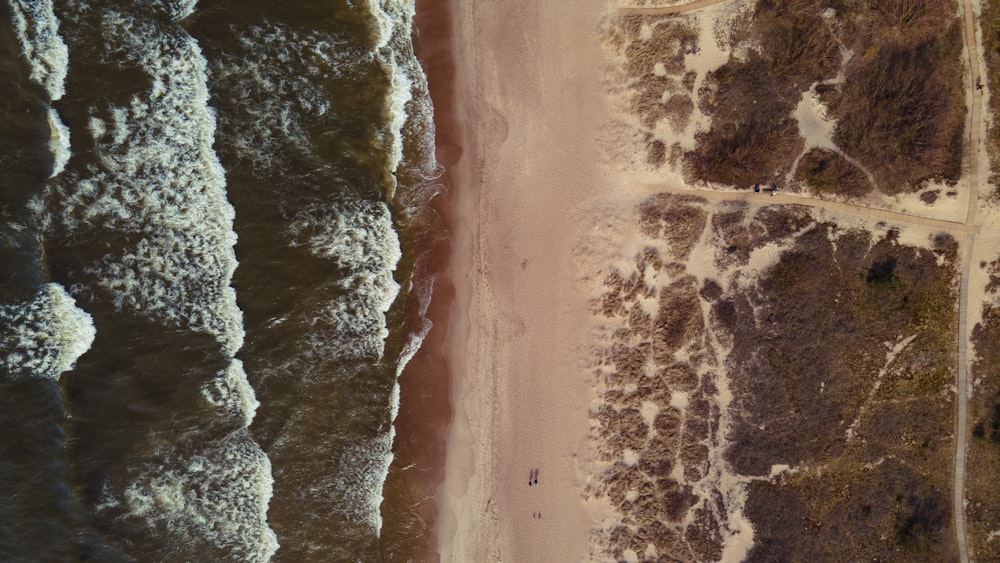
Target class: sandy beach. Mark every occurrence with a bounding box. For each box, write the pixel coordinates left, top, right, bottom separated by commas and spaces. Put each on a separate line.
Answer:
434, 0, 616, 560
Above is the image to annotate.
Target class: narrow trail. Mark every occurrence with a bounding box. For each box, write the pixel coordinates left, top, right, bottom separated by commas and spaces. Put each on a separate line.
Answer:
955, 1, 983, 561
634, 183, 980, 235
956, 234, 974, 563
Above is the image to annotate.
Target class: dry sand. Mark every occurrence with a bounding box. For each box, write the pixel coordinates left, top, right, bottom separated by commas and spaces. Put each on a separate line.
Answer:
435, 0, 620, 560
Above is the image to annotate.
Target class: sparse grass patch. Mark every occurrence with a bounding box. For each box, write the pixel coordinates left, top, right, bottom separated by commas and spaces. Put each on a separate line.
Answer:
607, 16, 699, 137
637, 194, 707, 260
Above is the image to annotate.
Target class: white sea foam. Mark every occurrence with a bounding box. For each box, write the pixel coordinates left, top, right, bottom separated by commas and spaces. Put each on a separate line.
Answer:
47, 108, 70, 178
162, 0, 197, 20
111, 432, 278, 562
48, 5, 276, 557
396, 274, 434, 378
201, 360, 260, 428
9, 1, 73, 180
336, 432, 395, 536
208, 23, 356, 171
288, 199, 401, 361
370, 0, 413, 191
0, 283, 95, 381
49, 8, 243, 355
370, 0, 437, 197
7, 0, 68, 100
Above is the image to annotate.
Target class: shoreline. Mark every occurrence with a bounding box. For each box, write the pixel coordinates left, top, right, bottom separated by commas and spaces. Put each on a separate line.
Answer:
416, 0, 486, 558
378, 0, 468, 559
377, 0, 464, 557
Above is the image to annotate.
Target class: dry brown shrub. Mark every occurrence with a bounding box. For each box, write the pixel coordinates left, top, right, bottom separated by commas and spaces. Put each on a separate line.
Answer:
831, 22, 965, 192
637, 194, 707, 260
639, 439, 676, 478
684, 505, 723, 561
795, 147, 873, 197
611, 342, 647, 384
753, 205, 813, 239
681, 442, 709, 482
654, 277, 703, 352
985, 0, 1000, 192
919, 190, 940, 205
683, 0, 838, 188
659, 480, 698, 521
874, 0, 955, 43
623, 21, 698, 79
646, 138, 666, 167
663, 94, 694, 132
699, 279, 723, 301
632, 75, 681, 128
660, 362, 697, 391
653, 407, 683, 438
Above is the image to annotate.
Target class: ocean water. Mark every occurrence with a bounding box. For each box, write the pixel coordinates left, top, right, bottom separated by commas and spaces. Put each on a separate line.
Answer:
0, 0, 440, 560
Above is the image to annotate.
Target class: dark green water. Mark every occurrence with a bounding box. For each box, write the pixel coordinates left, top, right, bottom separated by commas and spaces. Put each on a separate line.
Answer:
0, 0, 441, 560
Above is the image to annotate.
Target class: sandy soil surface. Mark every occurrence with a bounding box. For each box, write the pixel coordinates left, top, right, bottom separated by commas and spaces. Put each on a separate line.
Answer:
435, 0, 619, 560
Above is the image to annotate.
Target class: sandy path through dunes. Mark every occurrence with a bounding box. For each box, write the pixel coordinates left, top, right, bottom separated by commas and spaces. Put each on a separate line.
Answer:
616, 0, 732, 16
956, 0, 987, 560
634, 184, 980, 234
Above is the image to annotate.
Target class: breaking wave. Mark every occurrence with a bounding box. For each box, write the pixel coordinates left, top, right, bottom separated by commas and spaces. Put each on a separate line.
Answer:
46, 108, 70, 179
48, 6, 243, 355
7, 0, 68, 101
288, 199, 402, 361
0, 283, 95, 381
105, 432, 278, 562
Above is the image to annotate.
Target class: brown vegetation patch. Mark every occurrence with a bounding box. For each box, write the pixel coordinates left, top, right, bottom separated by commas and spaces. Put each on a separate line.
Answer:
654, 277, 703, 353
986, 0, 1000, 193
919, 189, 941, 205
588, 196, 729, 560
722, 221, 958, 558
678, 0, 964, 194
699, 278, 722, 301
683, 0, 839, 188
710, 203, 811, 269
645, 136, 666, 167
795, 147, 873, 198
967, 258, 1000, 561
684, 505, 723, 562
605, 16, 699, 138
831, 21, 965, 193
637, 194, 707, 260
745, 457, 952, 561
